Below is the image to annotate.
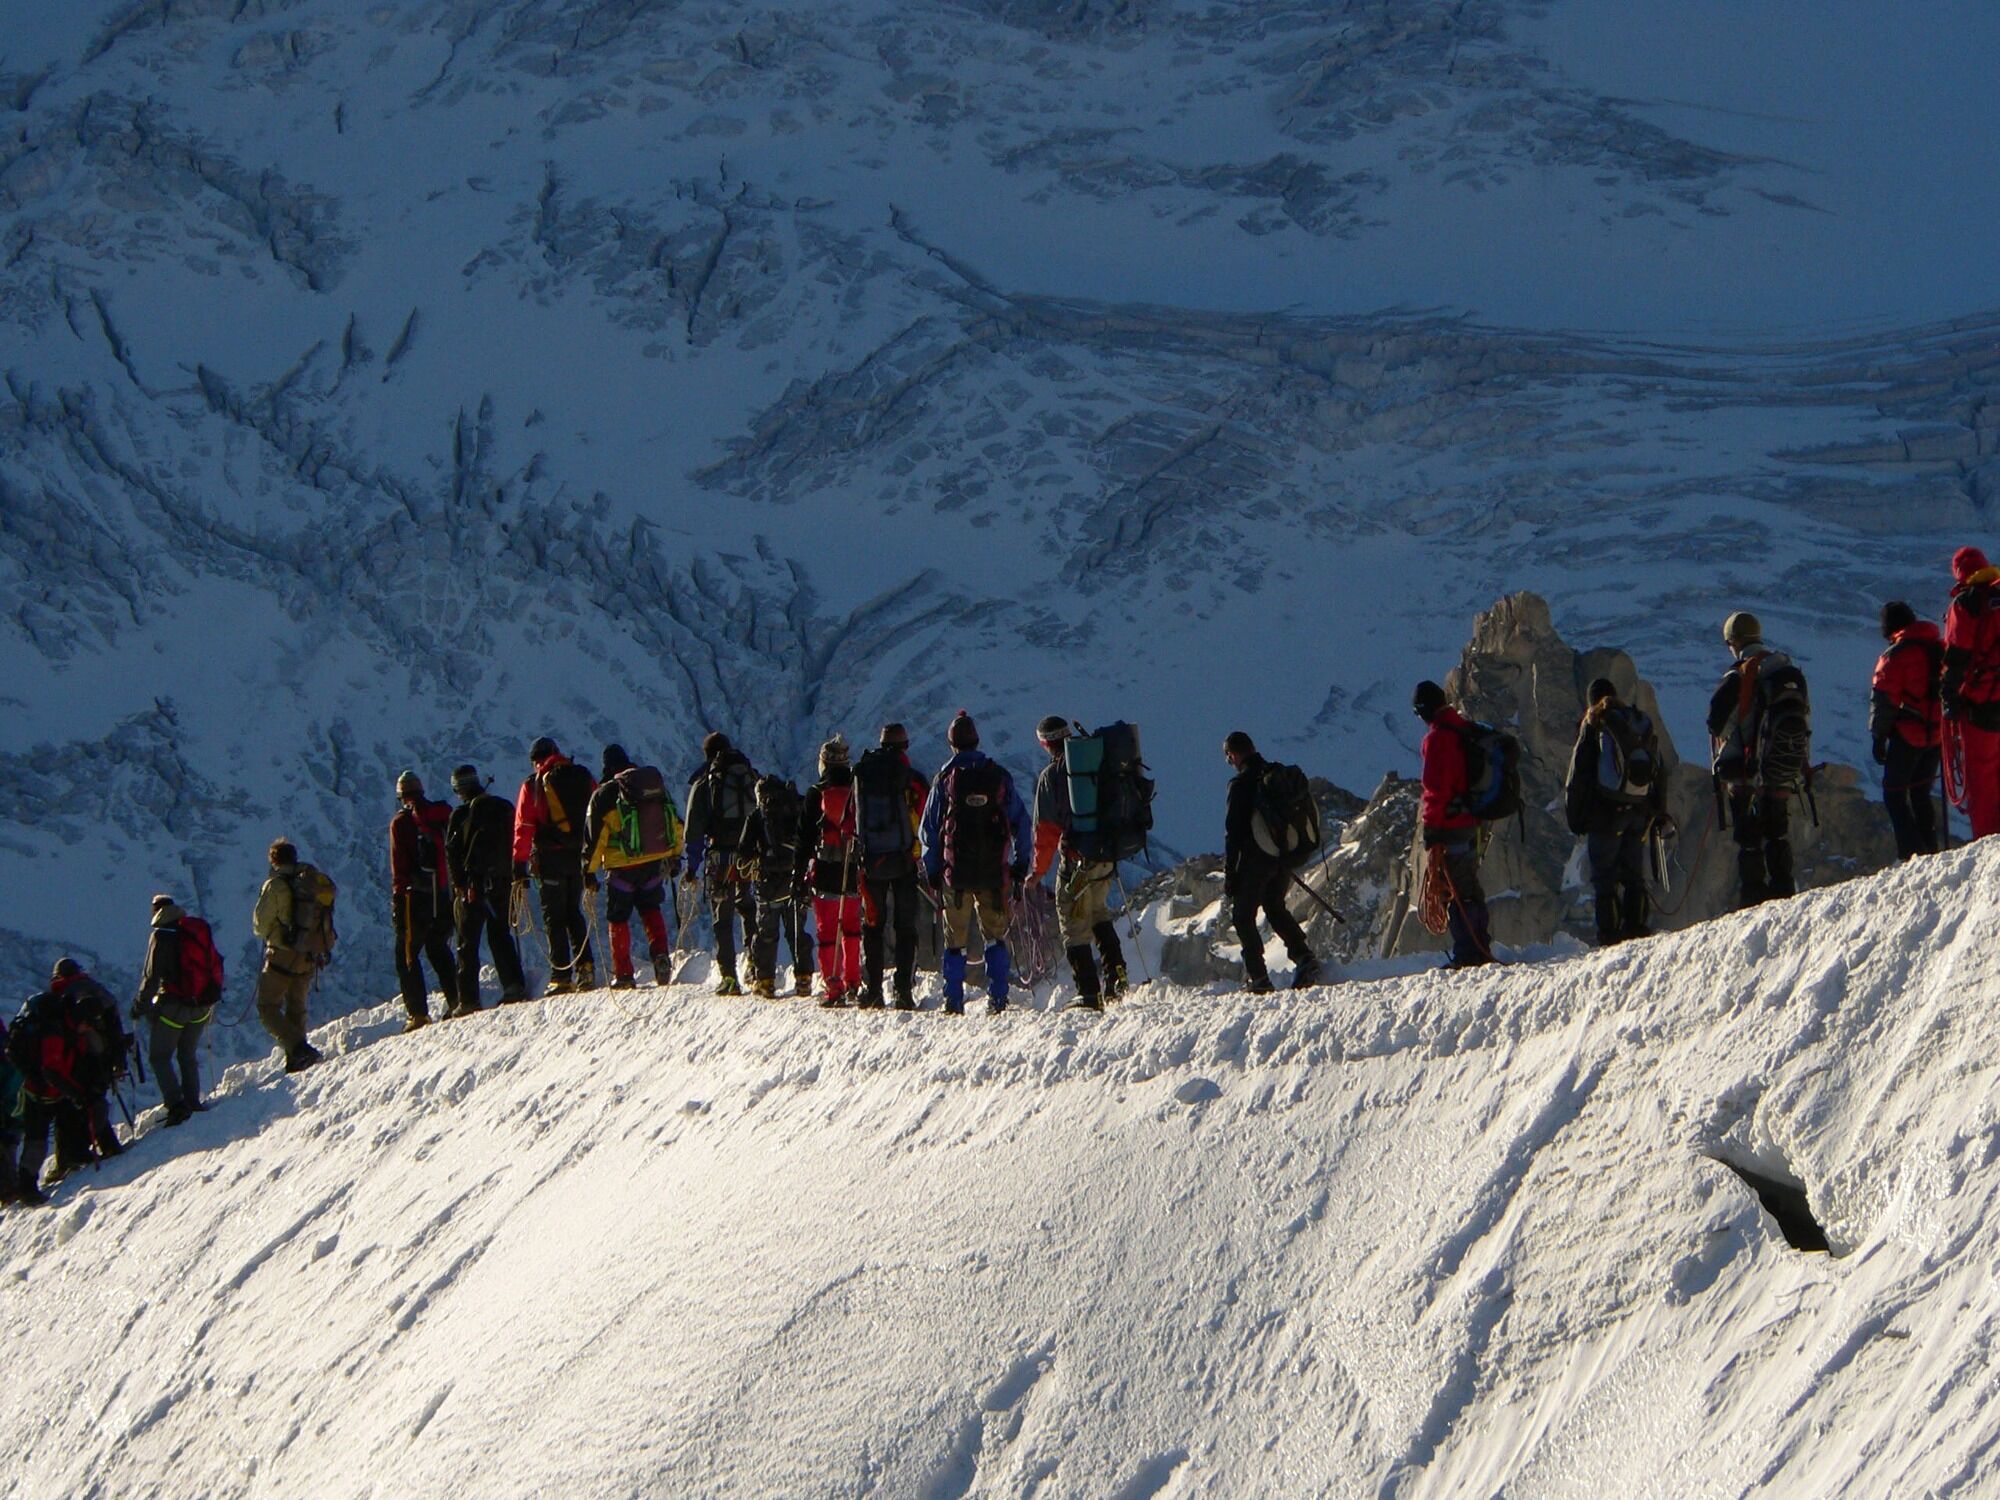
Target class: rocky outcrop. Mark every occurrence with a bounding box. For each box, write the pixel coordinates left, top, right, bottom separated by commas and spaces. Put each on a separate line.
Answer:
1383, 593, 1899, 955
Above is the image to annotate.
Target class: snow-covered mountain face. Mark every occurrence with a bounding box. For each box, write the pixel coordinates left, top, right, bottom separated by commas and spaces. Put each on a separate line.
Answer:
3, 0, 1996, 1003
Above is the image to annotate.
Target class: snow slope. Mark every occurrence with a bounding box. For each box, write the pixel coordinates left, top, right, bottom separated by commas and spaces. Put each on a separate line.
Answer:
5, 844, 1997, 1497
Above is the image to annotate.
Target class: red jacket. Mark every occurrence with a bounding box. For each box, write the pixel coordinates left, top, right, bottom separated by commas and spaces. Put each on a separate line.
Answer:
1420, 707, 1480, 833
1945, 565, 2000, 713
1870, 623, 1943, 748
512, 753, 597, 866
391, 795, 451, 895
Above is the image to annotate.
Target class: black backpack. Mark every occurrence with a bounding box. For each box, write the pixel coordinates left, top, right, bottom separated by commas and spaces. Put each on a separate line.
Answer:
853, 749, 917, 877
704, 754, 758, 848
1249, 762, 1321, 869
1455, 722, 1524, 822
1595, 705, 1659, 806
537, 761, 597, 858
1063, 721, 1155, 863
753, 776, 805, 867
1753, 663, 1812, 790
942, 759, 1010, 889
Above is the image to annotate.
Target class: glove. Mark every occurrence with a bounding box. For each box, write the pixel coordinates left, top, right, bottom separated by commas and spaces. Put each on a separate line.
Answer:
1009, 860, 1030, 886
512, 860, 530, 881
1653, 813, 1678, 839
1872, 736, 1889, 766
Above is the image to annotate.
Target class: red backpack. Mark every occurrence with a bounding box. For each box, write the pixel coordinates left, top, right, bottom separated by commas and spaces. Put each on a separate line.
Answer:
168, 917, 225, 1005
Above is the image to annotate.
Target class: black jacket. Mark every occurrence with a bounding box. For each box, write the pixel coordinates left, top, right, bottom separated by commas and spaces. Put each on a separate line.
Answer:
1564, 701, 1666, 837
447, 793, 517, 889
1224, 756, 1267, 886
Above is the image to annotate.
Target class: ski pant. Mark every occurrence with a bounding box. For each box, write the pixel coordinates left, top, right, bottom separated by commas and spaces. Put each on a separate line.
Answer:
1883, 739, 1942, 859
537, 863, 595, 984
1056, 858, 1125, 999
814, 894, 864, 998
1230, 862, 1313, 985
702, 865, 757, 982
53, 1097, 111, 1171
1962, 721, 2000, 841
456, 880, 526, 1006
605, 869, 671, 979
751, 876, 811, 984
939, 887, 1011, 1007
1727, 786, 1794, 906
17, 1094, 58, 1192
148, 1005, 209, 1112
1428, 836, 1491, 967
1585, 826, 1649, 941
862, 871, 919, 1003
394, 887, 457, 1021
256, 957, 314, 1054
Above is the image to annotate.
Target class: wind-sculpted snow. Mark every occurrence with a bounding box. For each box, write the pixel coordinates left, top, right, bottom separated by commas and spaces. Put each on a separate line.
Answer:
2, 849, 1998, 1495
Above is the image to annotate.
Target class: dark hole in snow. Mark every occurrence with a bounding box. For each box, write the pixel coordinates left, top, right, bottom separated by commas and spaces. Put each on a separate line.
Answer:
1710, 1154, 1832, 1254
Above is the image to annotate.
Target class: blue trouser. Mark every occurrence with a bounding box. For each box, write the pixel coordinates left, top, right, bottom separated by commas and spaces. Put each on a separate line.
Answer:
941, 942, 1009, 1010
1434, 837, 1490, 965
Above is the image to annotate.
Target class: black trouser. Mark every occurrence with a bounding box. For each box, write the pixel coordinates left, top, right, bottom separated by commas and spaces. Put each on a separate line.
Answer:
705, 863, 757, 981
1727, 786, 1794, 905
32, 1091, 110, 1183
1428, 835, 1491, 965
1585, 825, 1649, 941
394, 887, 457, 1020
862, 871, 920, 1002
1883, 740, 1942, 860
751, 873, 811, 982
456, 878, 527, 1005
1230, 862, 1312, 985
18, 1095, 57, 1192
538, 861, 596, 983
149, 1009, 208, 1111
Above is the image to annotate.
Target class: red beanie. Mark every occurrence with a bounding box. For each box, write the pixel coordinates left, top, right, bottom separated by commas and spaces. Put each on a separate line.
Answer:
1954, 546, 1991, 583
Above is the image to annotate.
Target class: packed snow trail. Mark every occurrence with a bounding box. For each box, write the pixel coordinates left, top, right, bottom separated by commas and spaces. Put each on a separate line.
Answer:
5, 849, 1999, 1497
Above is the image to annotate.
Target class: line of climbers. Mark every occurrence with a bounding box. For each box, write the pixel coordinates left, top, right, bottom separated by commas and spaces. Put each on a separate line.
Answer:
4, 573, 1991, 1204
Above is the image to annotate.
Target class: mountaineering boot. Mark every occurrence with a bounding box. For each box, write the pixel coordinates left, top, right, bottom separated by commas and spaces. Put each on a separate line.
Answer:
1245, 977, 1274, 996
285, 1042, 323, 1073
892, 979, 916, 1012
748, 973, 777, 1000
793, 966, 813, 997
165, 1104, 193, 1128
1069, 994, 1103, 1013
1290, 956, 1323, 990
1092, 922, 1127, 1001
818, 988, 849, 1009
987, 997, 1008, 1015
609, 973, 638, 990
854, 990, 885, 1009
1103, 960, 1128, 1001
574, 959, 598, 990
15, 1173, 48, 1207
401, 1012, 430, 1034
652, 953, 673, 986
546, 978, 575, 997
499, 985, 529, 1005
715, 974, 743, 998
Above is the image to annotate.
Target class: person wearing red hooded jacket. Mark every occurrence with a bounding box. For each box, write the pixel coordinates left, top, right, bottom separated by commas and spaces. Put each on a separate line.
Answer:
1871, 600, 1944, 858
512, 736, 599, 993
1944, 547, 2000, 840
390, 770, 458, 1029
1415, 680, 1491, 968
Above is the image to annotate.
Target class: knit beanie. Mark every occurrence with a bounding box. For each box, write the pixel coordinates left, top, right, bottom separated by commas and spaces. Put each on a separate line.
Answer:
819, 734, 851, 773
601, 744, 633, 778
879, 723, 910, 750
1411, 681, 1447, 720
1587, 677, 1617, 704
529, 735, 559, 764
947, 711, 978, 750
701, 731, 732, 762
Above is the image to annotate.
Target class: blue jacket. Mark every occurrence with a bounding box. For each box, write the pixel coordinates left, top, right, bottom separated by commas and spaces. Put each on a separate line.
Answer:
919, 750, 1031, 886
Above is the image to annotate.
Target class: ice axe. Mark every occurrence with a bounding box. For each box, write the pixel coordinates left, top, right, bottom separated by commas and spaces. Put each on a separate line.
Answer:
1287, 870, 1345, 924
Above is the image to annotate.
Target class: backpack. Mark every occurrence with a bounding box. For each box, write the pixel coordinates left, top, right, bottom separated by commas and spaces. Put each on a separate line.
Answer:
286, 865, 339, 962
942, 759, 1010, 889
1064, 721, 1156, 863
611, 766, 682, 861
168, 917, 225, 1005
537, 761, 597, 857
704, 754, 759, 848
7, 993, 80, 1087
753, 776, 805, 867
854, 749, 917, 877
814, 781, 859, 865
1753, 663, 1812, 790
1249, 762, 1321, 868
1456, 722, 1524, 822
1595, 705, 1659, 807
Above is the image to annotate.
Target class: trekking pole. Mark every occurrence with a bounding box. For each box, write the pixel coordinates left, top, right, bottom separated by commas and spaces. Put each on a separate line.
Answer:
1286, 869, 1346, 924
1110, 869, 1154, 983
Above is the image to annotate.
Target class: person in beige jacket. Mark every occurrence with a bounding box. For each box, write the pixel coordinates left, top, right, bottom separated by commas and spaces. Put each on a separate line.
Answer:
253, 839, 334, 1072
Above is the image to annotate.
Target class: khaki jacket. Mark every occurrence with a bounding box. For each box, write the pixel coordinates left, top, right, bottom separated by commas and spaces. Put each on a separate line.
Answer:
254, 866, 309, 971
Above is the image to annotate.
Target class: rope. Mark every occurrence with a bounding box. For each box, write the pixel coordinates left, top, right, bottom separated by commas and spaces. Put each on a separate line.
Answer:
1943, 717, 1968, 812
1419, 831, 1501, 964
1642, 815, 1717, 920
